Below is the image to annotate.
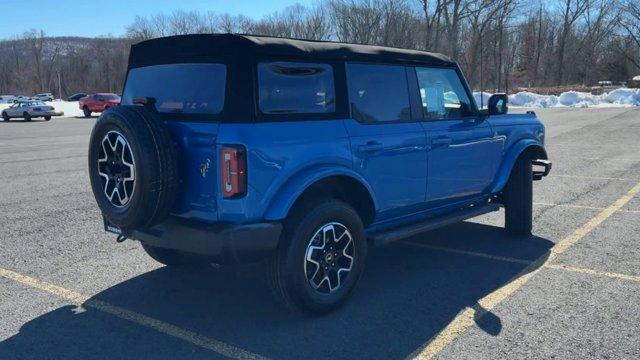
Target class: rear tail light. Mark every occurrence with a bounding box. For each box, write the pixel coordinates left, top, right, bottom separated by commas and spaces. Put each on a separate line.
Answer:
220, 145, 247, 198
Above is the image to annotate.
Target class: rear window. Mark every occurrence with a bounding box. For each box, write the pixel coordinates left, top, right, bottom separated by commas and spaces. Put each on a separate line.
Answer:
258, 62, 335, 114
122, 63, 226, 114
346, 63, 411, 123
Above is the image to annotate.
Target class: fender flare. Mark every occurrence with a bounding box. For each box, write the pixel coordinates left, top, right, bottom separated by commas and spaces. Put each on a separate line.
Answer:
490, 139, 547, 193
263, 165, 377, 221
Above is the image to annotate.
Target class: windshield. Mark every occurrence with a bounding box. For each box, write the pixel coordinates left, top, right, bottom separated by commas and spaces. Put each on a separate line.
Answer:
122, 63, 226, 115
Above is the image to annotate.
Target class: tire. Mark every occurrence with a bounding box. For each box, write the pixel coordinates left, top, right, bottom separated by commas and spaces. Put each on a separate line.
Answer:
44, 116, 51, 121
504, 156, 533, 236
88, 106, 179, 231
83, 106, 91, 118
1, 112, 8, 121
141, 244, 199, 267
269, 199, 367, 314
23, 112, 31, 121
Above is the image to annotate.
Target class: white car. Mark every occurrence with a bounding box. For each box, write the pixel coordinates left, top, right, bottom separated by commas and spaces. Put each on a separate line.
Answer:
1, 101, 64, 121
33, 93, 54, 101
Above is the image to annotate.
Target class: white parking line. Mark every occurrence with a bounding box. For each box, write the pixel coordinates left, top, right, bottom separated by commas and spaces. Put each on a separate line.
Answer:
0, 267, 269, 360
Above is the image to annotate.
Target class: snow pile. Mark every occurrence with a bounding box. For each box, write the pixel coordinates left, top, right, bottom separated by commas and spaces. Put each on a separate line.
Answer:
509, 91, 558, 108
601, 88, 640, 106
0, 100, 85, 118
473, 88, 640, 108
558, 91, 599, 107
473, 92, 493, 108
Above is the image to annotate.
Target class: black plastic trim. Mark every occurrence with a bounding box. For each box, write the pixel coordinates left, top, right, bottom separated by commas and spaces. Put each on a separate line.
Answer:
128, 217, 282, 264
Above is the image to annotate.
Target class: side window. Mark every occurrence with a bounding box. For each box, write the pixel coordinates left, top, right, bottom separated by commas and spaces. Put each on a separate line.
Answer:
346, 63, 410, 123
258, 62, 335, 114
415, 67, 474, 119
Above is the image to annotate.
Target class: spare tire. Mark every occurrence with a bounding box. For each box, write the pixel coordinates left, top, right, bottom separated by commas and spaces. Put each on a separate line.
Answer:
88, 106, 179, 231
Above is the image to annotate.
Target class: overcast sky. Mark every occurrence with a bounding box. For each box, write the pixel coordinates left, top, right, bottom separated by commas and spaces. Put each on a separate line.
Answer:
0, 0, 315, 39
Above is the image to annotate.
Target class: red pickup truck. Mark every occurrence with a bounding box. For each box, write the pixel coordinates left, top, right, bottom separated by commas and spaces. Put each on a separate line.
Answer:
79, 93, 121, 117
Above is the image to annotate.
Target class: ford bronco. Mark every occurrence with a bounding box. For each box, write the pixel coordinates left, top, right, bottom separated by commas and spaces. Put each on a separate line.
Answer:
88, 34, 551, 313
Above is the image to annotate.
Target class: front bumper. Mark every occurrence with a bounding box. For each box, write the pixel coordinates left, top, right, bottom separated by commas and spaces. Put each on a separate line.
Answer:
532, 159, 552, 180
126, 217, 282, 264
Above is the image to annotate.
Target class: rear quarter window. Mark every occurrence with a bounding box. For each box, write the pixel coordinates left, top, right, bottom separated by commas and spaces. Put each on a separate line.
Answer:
257, 62, 335, 115
122, 63, 226, 115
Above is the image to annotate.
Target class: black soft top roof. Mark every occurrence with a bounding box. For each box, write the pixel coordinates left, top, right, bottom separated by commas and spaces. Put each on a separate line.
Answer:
128, 33, 455, 68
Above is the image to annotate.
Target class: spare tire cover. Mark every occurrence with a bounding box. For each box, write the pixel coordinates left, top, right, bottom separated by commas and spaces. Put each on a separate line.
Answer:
88, 106, 179, 231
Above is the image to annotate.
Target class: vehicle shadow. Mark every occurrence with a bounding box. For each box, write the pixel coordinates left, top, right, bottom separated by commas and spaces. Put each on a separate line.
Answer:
0, 119, 50, 123
73, 116, 98, 119
0, 222, 552, 360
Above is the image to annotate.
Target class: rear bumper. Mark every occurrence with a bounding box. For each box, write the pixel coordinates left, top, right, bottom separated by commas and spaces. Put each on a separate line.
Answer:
129, 217, 282, 264
32, 111, 64, 117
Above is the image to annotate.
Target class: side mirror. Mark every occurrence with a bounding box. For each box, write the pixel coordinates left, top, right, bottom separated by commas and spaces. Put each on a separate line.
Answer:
487, 93, 508, 115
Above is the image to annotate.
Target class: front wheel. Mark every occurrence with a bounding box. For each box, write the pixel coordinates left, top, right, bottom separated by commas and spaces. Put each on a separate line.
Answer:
23, 112, 31, 121
269, 199, 367, 314
83, 107, 91, 118
44, 116, 51, 121
1, 112, 8, 121
504, 156, 533, 236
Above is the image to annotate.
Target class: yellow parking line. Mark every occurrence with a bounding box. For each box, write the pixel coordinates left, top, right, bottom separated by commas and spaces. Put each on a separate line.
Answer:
576, 157, 639, 162
0, 267, 268, 360
409, 180, 640, 360
546, 264, 640, 283
534, 202, 605, 211
398, 242, 531, 265
534, 202, 640, 214
548, 174, 637, 181
400, 242, 640, 284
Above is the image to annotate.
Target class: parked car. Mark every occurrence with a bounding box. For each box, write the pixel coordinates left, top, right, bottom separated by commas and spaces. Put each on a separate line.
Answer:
33, 93, 54, 101
67, 93, 87, 101
79, 93, 120, 117
0, 95, 15, 104
12, 95, 31, 102
2, 100, 64, 121
88, 34, 551, 313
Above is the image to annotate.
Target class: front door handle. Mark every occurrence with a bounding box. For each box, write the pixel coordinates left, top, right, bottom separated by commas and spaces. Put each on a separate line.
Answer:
432, 136, 452, 147
358, 141, 384, 153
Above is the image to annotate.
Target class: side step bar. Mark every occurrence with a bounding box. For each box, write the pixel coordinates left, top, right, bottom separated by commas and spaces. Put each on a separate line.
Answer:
367, 203, 500, 246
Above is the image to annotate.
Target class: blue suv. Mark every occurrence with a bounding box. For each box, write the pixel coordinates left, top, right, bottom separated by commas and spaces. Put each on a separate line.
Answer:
88, 34, 551, 313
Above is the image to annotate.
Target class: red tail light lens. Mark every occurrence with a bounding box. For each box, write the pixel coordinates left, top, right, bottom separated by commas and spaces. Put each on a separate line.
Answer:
220, 145, 247, 198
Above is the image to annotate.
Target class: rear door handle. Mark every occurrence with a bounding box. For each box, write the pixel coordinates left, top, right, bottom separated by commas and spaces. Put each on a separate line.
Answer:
358, 141, 384, 152
432, 136, 452, 147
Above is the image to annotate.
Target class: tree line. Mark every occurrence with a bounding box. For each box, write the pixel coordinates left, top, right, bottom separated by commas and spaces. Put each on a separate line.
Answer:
1, 0, 639, 98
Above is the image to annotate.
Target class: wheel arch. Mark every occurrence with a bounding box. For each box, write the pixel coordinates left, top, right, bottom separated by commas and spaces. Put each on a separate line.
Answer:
490, 139, 547, 194
264, 169, 378, 227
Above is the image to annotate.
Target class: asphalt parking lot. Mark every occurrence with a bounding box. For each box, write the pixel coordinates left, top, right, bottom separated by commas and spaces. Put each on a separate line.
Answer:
1, 107, 639, 359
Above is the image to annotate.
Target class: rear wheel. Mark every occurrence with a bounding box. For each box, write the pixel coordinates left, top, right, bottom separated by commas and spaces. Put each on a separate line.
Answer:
44, 116, 51, 121
269, 199, 367, 314
83, 106, 91, 118
504, 156, 533, 236
141, 244, 200, 266
23, 112, 31, 121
